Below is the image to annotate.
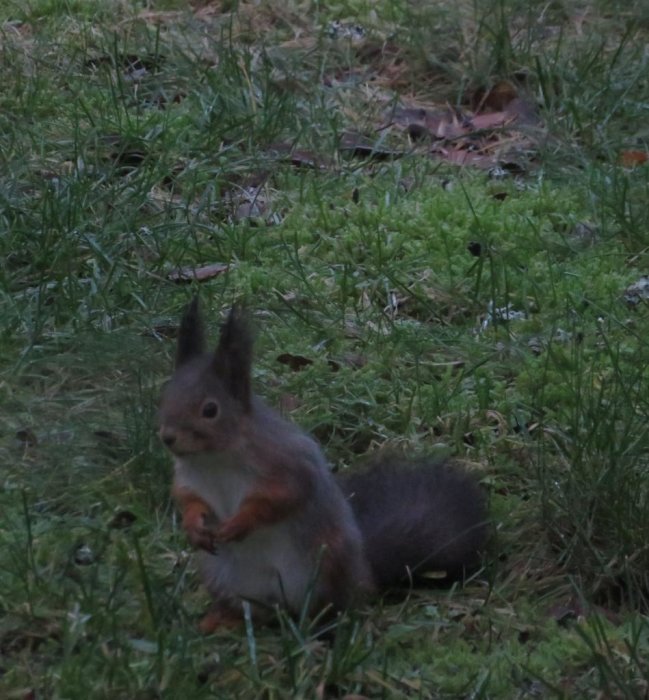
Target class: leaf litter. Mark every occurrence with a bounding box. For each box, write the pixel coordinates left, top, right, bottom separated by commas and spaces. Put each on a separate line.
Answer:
129, 2, 544, 175
103, 1, 544, 307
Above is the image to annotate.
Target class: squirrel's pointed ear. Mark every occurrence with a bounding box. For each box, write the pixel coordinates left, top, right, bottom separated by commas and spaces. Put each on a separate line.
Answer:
213, 306, 253, 412
176, 297, 205, 367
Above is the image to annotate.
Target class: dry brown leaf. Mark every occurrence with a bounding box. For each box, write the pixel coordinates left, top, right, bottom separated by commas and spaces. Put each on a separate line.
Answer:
382, 87, 541, 173
168, 262, 229, 283
470, 111, 513, 130
619, 150, 649, 167
473, 79, 519, 112
277, 353, 313, 371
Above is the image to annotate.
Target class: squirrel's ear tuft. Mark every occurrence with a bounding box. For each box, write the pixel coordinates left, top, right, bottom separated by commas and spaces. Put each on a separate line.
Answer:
176, 296, 205, 367
213, 306, 253, 411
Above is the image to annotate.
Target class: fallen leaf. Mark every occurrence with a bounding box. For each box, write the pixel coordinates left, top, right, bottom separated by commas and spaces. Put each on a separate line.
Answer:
472, 80, 519, 112
168, 262, 229, 283
277, 353, 313, 371
382, 90, 541, 173
619, 150, 649, 167
470, 110, 514, 130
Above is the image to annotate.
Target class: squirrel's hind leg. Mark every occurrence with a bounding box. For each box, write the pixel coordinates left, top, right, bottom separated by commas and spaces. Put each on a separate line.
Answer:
198, 601, 243, 634
199, 599, 279, 633
316, 528, 375, 613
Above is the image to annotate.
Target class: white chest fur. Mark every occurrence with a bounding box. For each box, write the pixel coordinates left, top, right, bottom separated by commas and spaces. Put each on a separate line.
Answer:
173, 451, 315, 611
174, 451, 251, 521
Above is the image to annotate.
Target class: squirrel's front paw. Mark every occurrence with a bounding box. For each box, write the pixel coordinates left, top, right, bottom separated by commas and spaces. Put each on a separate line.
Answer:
183, 509, 219, 553
213, 517, 249, 543
187, 523, 219, 553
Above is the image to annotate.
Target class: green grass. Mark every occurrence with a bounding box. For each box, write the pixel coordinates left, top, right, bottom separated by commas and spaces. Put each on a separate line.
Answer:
2, 0, 649, 697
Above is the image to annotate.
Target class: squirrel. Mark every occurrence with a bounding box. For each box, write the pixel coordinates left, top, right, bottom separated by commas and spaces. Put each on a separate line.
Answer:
158, 299, 487, 633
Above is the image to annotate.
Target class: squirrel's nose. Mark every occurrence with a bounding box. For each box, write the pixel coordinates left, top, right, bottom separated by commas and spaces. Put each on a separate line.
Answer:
160, 430, 176, 448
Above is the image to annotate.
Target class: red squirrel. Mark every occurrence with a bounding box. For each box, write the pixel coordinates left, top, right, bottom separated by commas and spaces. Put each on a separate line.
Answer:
158, 299, 487, 632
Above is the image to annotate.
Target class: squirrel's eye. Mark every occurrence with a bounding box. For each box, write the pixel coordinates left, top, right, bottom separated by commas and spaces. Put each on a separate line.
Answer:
202, 401, 219, 419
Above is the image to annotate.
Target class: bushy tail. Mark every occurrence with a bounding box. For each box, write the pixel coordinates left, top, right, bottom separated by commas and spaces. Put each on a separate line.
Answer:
338, 456, 488, 588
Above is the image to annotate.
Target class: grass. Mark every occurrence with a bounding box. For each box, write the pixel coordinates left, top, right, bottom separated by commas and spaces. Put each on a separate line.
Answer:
2, 0, 649, 696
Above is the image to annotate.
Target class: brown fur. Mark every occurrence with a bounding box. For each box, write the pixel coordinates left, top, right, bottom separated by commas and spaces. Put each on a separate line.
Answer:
214, 477, 308, 542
